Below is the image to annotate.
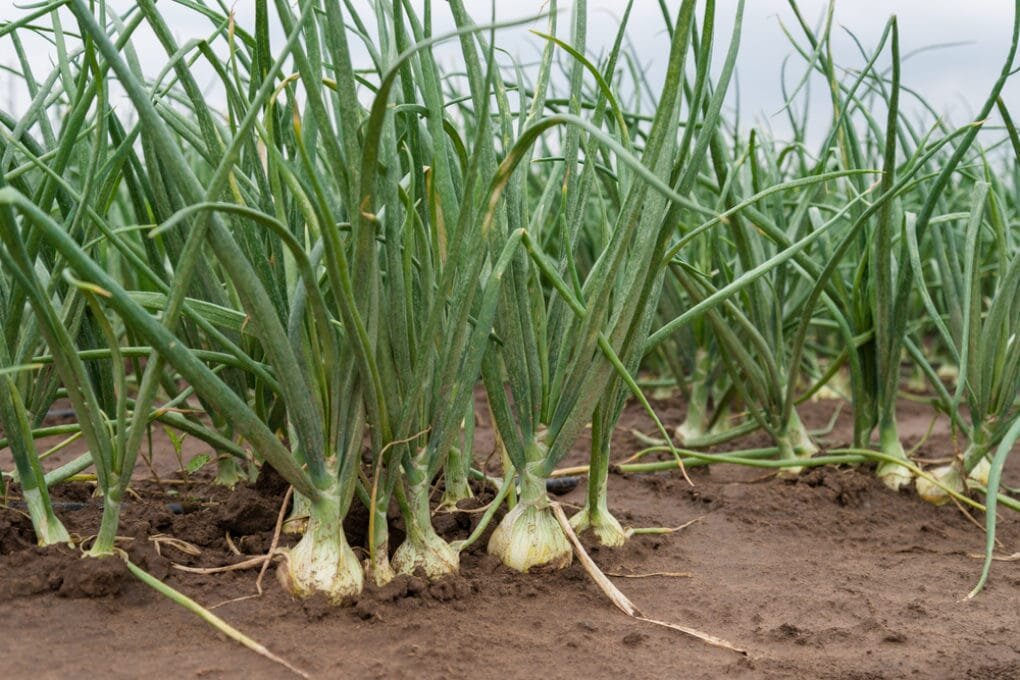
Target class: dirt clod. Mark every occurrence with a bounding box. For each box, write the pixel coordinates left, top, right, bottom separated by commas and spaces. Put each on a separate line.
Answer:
58, 555, 129, 598
216, 487, 278, 535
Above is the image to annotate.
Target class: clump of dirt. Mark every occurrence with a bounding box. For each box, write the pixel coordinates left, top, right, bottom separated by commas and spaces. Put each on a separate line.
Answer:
0, 546, 129, 599
57, 552, 131, 598
0, 510, 35, 554
793, 466, 874, 507
171, 507, 225, 548
216, 486, 279, 536
349, 572, 476, 621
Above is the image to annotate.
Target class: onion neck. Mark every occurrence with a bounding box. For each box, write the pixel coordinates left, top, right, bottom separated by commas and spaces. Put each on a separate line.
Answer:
22, 485, 71, 547
962, 425, 991, 474
676, 348, 710, 444
366, 484, 395, 586
440, 447, 473, 509
88, 486, 124, 557
776, 408, 817, 477
518, 459, 548, 509
875, 418, 913, 490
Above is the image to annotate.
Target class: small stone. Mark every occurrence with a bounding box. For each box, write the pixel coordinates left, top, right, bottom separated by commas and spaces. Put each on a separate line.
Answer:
623, 632, 647, 646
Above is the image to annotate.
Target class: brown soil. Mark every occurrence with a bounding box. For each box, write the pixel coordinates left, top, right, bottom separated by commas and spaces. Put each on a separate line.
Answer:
2, 396, 1019, 679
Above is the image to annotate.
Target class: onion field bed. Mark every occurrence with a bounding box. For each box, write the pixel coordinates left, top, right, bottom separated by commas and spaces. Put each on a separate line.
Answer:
3, 396, 1018, 679
1, 0, 1019, 678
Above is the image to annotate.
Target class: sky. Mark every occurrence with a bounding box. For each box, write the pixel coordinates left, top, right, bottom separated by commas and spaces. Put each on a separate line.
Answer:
1, 1, 1017, 143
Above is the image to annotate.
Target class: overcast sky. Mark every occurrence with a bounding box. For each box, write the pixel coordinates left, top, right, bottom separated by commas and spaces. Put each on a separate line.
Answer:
1, 1, 1017, 142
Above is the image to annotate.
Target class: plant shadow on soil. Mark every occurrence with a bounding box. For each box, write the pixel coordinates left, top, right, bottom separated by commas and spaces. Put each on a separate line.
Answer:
1, 394, 1019, 680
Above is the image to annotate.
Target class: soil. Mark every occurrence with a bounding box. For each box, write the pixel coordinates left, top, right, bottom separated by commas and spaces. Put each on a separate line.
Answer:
2, 394, 1019, 679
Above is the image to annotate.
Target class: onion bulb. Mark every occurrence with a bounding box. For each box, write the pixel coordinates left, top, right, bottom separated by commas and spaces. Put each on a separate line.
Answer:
277, 496, 362, 603
488, 465, 571, 571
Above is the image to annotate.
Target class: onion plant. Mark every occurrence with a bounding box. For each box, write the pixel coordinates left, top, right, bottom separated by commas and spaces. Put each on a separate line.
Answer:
4, 0, 549, 596
468, 0, 756, 565
776, 0, 1020, 489
1, 1, 295, 552
637, 3, 1017, 497
573, 0, 751, 543
1, 0, 370, 599
911, 177, 1020, 503
316, 0, 538, 584
0, 6, 149, 553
